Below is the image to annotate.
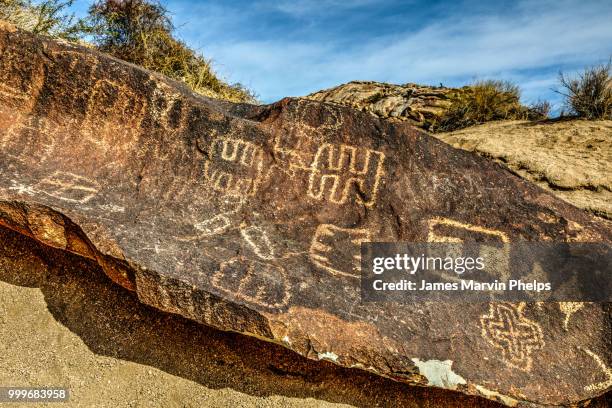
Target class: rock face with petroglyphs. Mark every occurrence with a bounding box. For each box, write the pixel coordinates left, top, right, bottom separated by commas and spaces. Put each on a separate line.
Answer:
0, 23, 611, 407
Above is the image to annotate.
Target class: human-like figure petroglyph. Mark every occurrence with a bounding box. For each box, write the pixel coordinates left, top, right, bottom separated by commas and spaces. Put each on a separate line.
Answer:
212, 257, 291, 310
582, 348, 612, 392
8, 180, 36, 196
35, 171, 99, 204
310, 224, 371, 278
203, 136, 267, 197
480, 302, 544, 372
240, 226, 275, 260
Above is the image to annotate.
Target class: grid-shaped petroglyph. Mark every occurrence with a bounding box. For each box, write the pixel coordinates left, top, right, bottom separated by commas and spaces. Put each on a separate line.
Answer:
203, 136, 267, 197
480, 302, 544, 372
212, 257, 291, 310
35, 171, 100, 204
310, 224, 371, 278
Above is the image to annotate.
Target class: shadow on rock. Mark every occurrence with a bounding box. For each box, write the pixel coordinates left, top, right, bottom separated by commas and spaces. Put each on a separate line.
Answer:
0, 225, 607, 407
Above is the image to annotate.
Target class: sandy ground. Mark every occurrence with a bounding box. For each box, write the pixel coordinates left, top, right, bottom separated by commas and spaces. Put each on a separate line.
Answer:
0, 226, 517, 408
435, 119, 612, 219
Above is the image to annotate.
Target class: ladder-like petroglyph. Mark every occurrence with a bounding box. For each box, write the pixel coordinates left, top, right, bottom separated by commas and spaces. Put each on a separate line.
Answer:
273, 132, 386, 207
307, 144, 385, 206
203, 135, 268, 197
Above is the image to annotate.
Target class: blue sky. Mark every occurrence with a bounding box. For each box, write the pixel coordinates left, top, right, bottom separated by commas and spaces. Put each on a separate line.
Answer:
70, 0, 612, 110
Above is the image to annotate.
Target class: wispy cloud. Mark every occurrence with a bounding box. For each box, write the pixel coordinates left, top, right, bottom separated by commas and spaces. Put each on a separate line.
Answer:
75, 0, 612, 109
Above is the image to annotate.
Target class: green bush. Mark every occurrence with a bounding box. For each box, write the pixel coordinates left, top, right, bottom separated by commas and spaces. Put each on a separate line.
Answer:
435, 80, 542, 132
558, 61, 612, 120
0, 0, 255, 102
0, 0, 87, 40
87, 0, 255, 102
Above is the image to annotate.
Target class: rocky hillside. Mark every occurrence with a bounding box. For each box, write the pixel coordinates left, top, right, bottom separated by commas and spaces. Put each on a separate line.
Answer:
437, 120, 612, 220
308, 81, 468, 130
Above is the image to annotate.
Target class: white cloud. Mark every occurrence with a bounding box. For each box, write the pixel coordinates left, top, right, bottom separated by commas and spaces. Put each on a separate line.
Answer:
171, 0, 612, 104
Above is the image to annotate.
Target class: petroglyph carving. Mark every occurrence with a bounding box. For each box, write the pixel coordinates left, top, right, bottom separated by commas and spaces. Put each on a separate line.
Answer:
194, 214, 232, 237
480, 302, 544, 372
310, 224, 371, 278
559, 302, 585, 330
307, 144, 385, 206
427, 217, 510, 284
35, 171, 99, 204
582, 348, 612, 392
0, 82, 29, 101
240, 226, 275, 260
0, 62, 44, 109
212, 257, 290, 310
8, 181, 36, 196
204, 136, 267, 197
83, 79, 147, 152
273, 133, 385, 206
428, 217, 509, 243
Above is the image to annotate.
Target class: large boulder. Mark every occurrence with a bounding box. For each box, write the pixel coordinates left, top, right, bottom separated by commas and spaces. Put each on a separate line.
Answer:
307, 80, 467, 130
0, 23, 610, 406
435, 120, 612, 220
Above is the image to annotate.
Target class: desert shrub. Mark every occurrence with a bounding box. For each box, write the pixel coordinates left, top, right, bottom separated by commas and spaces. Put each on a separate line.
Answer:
0, 0, 88, 40
527, 99, 551, 120
88, 0, 255, 102
558, 61, 612, 120
435, 80, 534, 132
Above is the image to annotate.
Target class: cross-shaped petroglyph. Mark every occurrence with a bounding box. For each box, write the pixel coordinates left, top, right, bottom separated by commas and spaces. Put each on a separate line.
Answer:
480, 302, 544, 372
582, 348, 612, 392
310, 224, 371, 278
